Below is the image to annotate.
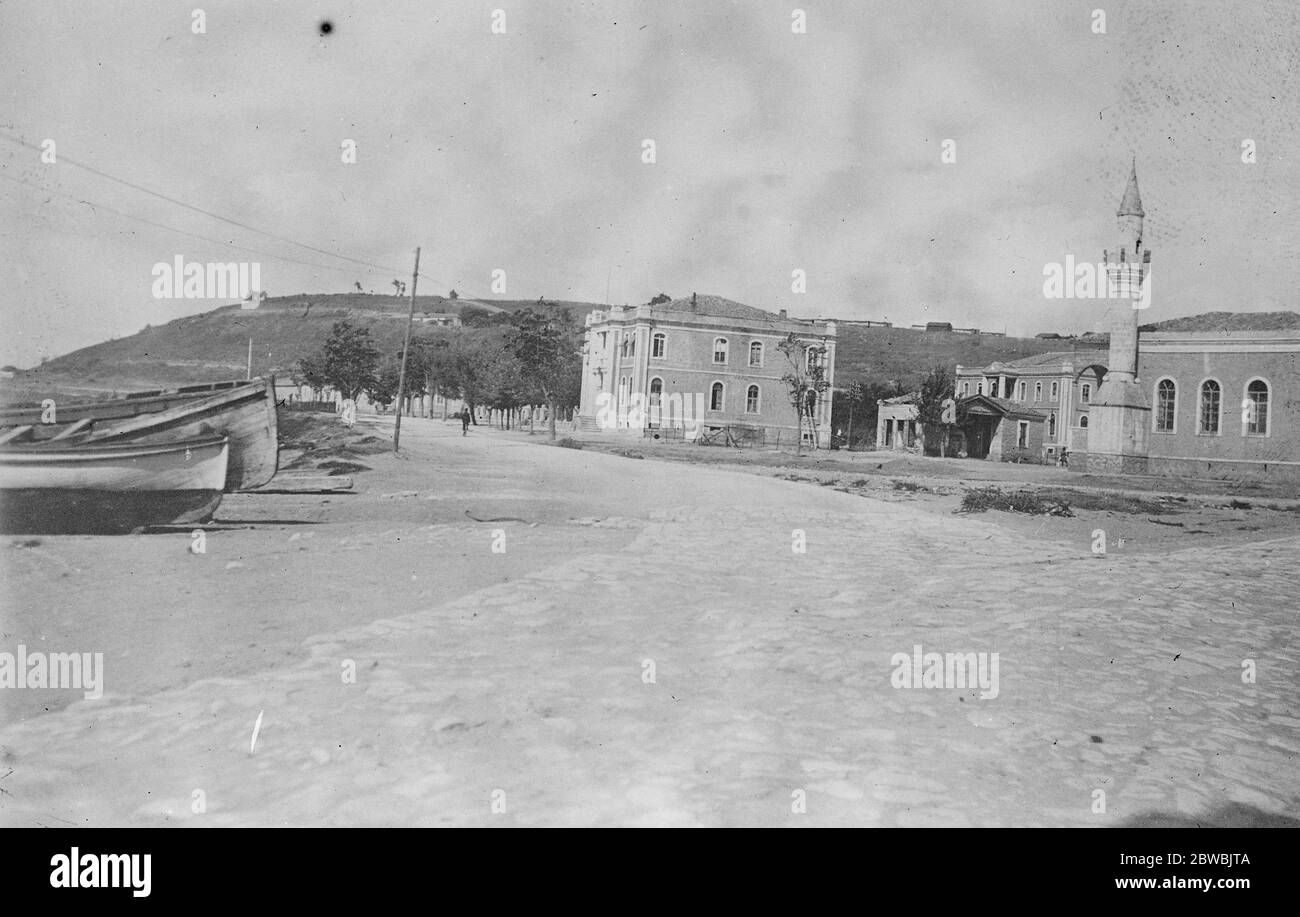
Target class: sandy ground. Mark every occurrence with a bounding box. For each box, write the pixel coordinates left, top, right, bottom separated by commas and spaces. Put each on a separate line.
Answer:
1, 417, 1297, 827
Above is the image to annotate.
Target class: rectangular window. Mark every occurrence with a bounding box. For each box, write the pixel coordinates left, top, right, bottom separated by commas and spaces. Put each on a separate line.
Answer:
652, 334, 665, 359
713, 338, 728, 364
1081, 383, 1091, 404
1017, 421, 1028, 448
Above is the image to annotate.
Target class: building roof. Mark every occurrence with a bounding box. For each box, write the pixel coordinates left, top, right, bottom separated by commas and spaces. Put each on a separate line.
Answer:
1118, 159, 1144, 217
965, 350, 1081, 374
958, 394, 1048, 421
660, 294, 788, 324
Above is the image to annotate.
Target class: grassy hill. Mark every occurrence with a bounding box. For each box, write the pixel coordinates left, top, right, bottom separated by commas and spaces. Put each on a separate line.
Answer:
832, 325, 1106, 390
7, 292, 1290, 403
2, 293, 607, 399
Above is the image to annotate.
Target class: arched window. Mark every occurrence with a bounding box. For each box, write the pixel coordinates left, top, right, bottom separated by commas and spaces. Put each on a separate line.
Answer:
1048, 411, 1057, 438
962, 381, 971, 396
713, 338, 728, 364
1244, 379, 1269, 435
749, 341, 763, 366
1034, 382, 1042, 402
976, 381, 983, 396
710, 381, 724, 411
648, 378, 663, 426
652, 333, 666, 359
1081, 383, 1091, 404
1199, 380, 1221, 434
1051, 381, 1059, 400
1017, 381, 1027, 401
1079, 415, 1088, 429
745, 385, 760, 413
1155, 379, 1176, 432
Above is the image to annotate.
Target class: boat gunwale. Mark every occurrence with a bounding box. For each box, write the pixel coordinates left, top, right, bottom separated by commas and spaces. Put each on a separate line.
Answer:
0, 377, 272, 426
0, 434, 229, 462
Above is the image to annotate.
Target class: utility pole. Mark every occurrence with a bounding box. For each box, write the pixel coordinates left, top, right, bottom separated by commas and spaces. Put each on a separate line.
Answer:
393, 247, 421, 452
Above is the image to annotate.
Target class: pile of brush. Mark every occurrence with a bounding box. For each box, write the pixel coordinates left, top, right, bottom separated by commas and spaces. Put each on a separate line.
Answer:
958, 487, 1074, 516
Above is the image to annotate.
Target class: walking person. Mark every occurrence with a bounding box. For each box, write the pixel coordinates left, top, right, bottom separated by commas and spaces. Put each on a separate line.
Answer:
460, 408, 471, 436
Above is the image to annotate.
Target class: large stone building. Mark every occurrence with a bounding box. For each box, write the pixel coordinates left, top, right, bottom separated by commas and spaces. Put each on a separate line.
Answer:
955, 351, 1106, 463
944, 162, 1298, 478
576, 294, 837, 447
1079, 165, 1299, 480
1126, 330, 1299, 480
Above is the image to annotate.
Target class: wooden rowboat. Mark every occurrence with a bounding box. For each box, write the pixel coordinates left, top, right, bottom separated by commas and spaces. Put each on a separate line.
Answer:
0, 377, 278, 492
0, 435, 229, 534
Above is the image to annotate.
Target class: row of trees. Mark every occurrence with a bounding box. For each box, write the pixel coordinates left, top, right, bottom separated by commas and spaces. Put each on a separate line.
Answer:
296, 309, 583, 440
830, 366, 959, 455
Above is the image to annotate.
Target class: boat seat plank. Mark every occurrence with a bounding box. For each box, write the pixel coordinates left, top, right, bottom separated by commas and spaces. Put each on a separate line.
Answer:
0, 425, 34, 444
48, 418, 95, 440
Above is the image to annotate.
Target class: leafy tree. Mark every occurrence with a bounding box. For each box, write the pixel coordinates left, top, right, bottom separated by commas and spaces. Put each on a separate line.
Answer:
412, 337, 455, 415
505, 309, 582, 441
448, 289, 459, 300
777, 333, 831, 453
364, 356, 405, 409
459, 305, 493, 327
446, 331, 509, 422
297, 320, 379, 402
916, 364, 956, 456
648, 292, 672, 305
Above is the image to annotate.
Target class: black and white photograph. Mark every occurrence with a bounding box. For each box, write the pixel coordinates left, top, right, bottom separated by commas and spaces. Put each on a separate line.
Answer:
0, 0, 1296, 861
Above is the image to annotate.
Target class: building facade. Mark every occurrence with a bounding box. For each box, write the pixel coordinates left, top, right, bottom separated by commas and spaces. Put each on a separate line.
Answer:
1137, 331, 1299, 480
876, 394, 920, 450
955, 352, 1106, 463
577, 294, 837, 447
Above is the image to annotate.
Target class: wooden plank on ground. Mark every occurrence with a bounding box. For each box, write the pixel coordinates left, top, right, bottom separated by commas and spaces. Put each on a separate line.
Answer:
248, 475, 353, 493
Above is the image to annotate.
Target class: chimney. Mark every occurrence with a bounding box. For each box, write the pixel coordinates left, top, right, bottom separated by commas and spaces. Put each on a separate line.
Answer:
779, 309, 787, 319
691, 292, 697, 308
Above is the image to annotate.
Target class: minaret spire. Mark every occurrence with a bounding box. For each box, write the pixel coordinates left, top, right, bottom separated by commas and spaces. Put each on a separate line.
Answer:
1117, 157, 1144, 217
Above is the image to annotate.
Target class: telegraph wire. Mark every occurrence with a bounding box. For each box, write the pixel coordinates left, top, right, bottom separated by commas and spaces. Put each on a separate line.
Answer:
0, 131, 405, 274
0, 171, 389, 277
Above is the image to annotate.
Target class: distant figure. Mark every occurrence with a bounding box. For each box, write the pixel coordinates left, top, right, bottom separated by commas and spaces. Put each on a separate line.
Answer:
460, 409, 470, 436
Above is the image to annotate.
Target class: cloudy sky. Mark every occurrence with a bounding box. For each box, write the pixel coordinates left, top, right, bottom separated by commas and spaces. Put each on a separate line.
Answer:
1, 0, 1296, 367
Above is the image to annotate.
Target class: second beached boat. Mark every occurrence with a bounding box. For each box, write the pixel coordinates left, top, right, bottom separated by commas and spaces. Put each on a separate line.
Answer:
0, 377, 278, 492
0, 434, 230, 535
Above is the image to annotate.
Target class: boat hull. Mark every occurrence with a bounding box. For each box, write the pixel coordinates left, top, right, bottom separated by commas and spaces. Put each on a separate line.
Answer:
0, 378, 278, 492
0, 488, 223, 535
0, 436, 228, 534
